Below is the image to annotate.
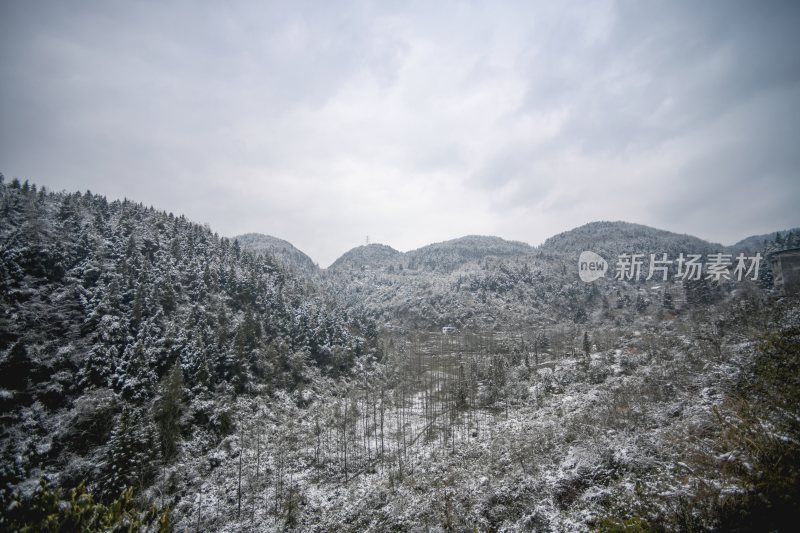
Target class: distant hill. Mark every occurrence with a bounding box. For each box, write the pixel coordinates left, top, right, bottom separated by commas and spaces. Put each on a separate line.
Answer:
250, 222, 796, 332
407, 235, 534, 272
731, 228, 800, 254
234, 233, 318, 276
329, 235, 535, 274
540, 221, 721, 258
324, 222, 765, 331
328, 243, 404, 272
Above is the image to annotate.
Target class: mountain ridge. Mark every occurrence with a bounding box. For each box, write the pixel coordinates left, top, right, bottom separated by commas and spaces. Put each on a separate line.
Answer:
327, 222, 731, 272
731, 227, 800, 253
234, 232, 318, 276
328, 243, 404, 271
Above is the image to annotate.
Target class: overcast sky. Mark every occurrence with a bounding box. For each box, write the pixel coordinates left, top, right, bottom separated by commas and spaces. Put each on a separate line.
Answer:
2, 1, 799, 266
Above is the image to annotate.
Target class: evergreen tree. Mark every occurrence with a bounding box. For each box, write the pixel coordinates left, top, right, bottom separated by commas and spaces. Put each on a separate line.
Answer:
662, 289, 674, 310
154, 362, 184, 461
103, 407, 157, 499
582, 332, 591, 361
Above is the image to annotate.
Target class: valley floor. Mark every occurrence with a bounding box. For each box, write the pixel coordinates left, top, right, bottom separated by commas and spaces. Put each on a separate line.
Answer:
167, 297, 800, 531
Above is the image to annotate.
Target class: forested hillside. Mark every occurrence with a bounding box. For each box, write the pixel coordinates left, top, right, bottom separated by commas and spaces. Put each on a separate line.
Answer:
328, 243, 405, 272
1, 177, 798, 532
322, 223, 741, 332
732, 228, 800, 254
540, 221, 721, 258
0, 177, 379, 529
234, 233, 319, 278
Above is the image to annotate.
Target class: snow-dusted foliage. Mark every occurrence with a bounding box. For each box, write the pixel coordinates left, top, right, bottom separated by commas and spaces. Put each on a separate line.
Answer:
234, 233, 319, 278
0, 178, 379, 527
2, 177, 798, 531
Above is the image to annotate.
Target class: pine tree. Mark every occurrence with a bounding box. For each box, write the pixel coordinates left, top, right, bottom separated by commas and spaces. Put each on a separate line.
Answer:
103, 407, 157, 499
685, 277, 712, 307
118, 341, 156, 402
0, 341, 32, 391
80, 345, 117, 389
582, 332, 591, 361
662, 289, 674, 310
154, 362, 184, 461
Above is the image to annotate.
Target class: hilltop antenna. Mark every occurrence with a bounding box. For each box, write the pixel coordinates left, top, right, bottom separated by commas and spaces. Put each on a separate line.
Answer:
366, 235, 370, 245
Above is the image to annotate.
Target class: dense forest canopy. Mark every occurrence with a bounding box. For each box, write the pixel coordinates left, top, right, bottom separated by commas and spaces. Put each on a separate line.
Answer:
0, 176, 380, 523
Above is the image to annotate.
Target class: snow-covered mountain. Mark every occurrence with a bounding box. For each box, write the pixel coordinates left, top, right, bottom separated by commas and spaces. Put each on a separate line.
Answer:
541, 221, 721, 257
2, 178, 798, 532
730, 227, 800, 254
328, 243, 404, 272
235, 232, 318, 277
328, 235, 535, 275
323, 221, 768, 332
0, 179, 381, 528
407, 235, 535, 272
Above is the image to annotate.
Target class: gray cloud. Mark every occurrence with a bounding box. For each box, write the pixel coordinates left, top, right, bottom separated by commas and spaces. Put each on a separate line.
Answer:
2, 0, 799, 265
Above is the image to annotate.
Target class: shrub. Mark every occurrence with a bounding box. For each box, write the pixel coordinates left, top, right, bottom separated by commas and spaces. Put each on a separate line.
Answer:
0, 479, 170, 532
